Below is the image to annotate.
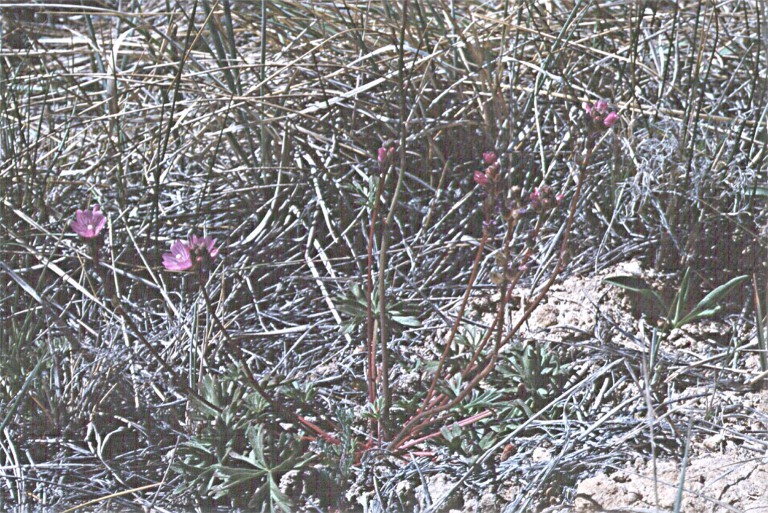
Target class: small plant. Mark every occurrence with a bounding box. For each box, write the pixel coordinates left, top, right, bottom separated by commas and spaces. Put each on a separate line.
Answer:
173, 373, 315, 511
502, 341, 569, 416
337, 282, 420, 335
605, 268, 747, 331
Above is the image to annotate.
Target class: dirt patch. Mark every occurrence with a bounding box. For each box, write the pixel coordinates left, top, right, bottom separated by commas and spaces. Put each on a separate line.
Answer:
521, 259, 646, 340
574, 454, 768, 512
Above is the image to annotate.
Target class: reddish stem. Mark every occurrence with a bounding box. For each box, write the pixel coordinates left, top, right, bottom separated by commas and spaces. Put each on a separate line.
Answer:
421, 229, 489, 411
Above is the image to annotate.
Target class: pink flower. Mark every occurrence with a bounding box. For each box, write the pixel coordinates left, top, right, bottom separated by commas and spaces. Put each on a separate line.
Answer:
482, 151, 497, 165
377, 147, 388, 163
603, 112, 619, 127
189, 235, 219, 259
162, 240, 193, 272
473, 171, 488, 186
162, 235, 220, 272
70, 206, 107, 239
529, 185, 559, 212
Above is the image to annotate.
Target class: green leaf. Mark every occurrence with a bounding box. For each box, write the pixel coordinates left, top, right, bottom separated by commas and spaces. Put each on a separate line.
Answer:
268, 473, 294, 513
677, 307, 720, 325
604, 276, 667, 311
440, 424, 457, 443
671, 268, 692, 325
391, 314, 421, 327
678, 275, 748, 327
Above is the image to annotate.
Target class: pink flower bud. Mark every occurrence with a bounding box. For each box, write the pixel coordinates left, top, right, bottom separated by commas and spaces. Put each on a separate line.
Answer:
582, 102, 592, 115
482, 151, 497, 165
473, 171, 488, 186
603, 112, 619, 127
377, 147, 388, 163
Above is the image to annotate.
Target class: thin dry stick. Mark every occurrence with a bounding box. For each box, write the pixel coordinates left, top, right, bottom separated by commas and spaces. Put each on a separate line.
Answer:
421, 229, 489, 409
110, 294, 222, 415
60, 483, 161, 513
199, 283, 340, 445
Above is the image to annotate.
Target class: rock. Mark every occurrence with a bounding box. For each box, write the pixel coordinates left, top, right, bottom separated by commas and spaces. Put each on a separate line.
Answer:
416, 473, 460, 510
531, 304, 559, 329
499, 479, 521, 502
278, 469, 301, 496
573, 473, 623, 512
532, 446, 553, 463
702, 433, 724, 451
478, 492, 499, 512
393, 370, 421, 394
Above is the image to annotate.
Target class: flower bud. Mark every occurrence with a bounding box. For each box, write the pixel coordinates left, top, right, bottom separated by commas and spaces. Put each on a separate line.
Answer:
482, 151, 497, 165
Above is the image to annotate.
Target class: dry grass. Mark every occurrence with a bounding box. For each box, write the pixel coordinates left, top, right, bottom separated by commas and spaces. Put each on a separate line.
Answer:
1, 0, 767, 511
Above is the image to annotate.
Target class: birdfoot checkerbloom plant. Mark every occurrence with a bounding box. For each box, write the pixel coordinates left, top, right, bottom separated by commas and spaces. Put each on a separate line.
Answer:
70, 206, 106, 239
386, 107, 621, 454
162, 235, 219, 273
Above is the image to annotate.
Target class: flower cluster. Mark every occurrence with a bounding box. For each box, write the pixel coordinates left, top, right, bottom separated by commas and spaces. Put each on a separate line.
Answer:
583, 100, 619, 128
473, 151, 499, 187
71, 206, 107, 239
528, 185, 563, 213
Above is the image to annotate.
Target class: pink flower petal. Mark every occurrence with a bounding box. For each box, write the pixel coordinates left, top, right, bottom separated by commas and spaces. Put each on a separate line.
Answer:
94, 215, 107, 234
207, 239, 219, 258
171, 240, 190, 259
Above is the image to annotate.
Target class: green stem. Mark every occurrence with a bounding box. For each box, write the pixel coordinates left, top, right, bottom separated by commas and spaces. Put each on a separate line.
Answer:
377, 0, 410, 434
